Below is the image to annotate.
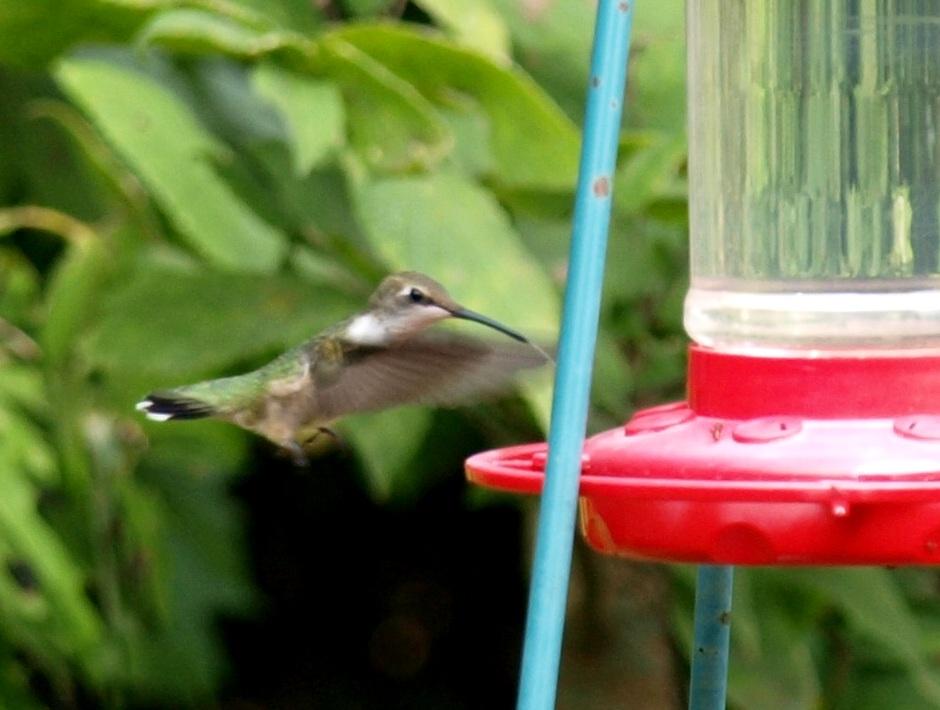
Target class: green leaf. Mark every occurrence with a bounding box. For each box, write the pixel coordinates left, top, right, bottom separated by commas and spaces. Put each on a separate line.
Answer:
589, 331, 632, 420
232, 0, 322, 31
0, 0, 145, 68
614, 132, 687, 218
320, 36, 452, 171
728, 606, 820, 709
105, 0, 272, 29
289, 246, 370, 293
137, 8, 292, 56
56, 56, 288, 272
413, 0, 511, 62
2, 91, 114, 225
0, 649, 44, 710
0, 364, 45, 414
785, 568, 940, 704
438, 101, 494, 178
603, 218, 685, 305
338, 0, 389, 17
513, 214, 570, 284
0, 250, 41, 331
86, 262, 360, 381
251, 62, 345, 176
355, 171, 559, 425
263, 160, 370, 247
42, 240, 109, 368
630, 0, 686, 133
632, 336, 686, 398
487, 0, 593, 118
837, 670, 940, 710
190, 59, 287, 146
135, 7, 309, 59
0, 473, 103, 661
342, 407, 433, 502
143, 418, 250, 478
0, 405, 57, 485
356, 172, 558, 335
492, 0, 686, 132
26, 100, 164, 239
724, 571, 821, 709
334, 24, 580, 190
137, 11, 452, 173
142, 0, 325, 31
128, 461, 253, 700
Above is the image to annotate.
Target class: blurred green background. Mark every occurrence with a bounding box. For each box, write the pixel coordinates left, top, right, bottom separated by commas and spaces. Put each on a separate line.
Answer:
2, 0, 940, 708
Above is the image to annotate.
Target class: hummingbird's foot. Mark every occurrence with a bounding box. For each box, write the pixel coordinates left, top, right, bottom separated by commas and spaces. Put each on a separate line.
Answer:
301, 426, 342, 447
324, 426, 352, 454
284, 441, 310, 467
313, 426, 340, 443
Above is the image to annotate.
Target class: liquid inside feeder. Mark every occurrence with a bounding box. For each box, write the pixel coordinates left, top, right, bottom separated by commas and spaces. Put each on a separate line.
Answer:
686, 1, 940, 352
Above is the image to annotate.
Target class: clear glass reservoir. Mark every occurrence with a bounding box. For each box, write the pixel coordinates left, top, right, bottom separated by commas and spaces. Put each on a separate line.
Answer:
685, 1, 940, 351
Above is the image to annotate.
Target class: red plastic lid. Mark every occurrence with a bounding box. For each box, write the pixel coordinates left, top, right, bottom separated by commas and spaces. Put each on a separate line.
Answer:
466, 347, 940, 565
688, 344, 940, 418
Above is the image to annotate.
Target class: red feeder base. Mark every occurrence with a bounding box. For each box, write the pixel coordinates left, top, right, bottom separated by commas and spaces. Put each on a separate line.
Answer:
466, 346, 940, 565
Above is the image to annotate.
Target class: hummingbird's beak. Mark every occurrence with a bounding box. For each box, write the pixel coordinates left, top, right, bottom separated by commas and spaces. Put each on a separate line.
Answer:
449, 307, 529, 343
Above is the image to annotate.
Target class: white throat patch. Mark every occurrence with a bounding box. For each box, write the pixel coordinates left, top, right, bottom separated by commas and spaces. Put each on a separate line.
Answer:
345, 313, 390, 345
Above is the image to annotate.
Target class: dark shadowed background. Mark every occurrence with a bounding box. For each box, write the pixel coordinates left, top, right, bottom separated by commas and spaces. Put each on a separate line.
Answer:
2, 1, 940, 708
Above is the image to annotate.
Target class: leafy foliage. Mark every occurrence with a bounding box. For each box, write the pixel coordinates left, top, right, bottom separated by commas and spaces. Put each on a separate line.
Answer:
0, 0, 938, 707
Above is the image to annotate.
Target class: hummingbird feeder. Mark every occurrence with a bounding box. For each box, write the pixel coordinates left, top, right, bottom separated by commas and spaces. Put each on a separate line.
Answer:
466, 2, 940, 708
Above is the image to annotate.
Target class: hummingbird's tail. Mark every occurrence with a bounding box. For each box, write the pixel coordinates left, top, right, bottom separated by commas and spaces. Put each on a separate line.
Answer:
137, 371, 261, 423
135, 391, 217, 421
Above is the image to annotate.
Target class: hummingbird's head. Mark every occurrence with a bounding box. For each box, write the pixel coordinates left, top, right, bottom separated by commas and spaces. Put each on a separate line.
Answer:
351, 272, 529, 344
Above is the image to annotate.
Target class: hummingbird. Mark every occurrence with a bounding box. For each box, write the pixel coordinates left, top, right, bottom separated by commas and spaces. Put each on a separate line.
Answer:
136, 272, 549, 463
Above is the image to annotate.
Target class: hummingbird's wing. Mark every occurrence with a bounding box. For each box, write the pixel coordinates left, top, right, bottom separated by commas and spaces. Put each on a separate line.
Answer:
312, 333, 550, 421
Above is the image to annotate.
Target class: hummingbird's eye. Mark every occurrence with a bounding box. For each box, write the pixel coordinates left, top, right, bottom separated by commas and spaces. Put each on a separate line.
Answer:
408, 288, 425, 304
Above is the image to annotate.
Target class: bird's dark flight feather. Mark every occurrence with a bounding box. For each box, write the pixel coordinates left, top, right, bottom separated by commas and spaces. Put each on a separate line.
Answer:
311, 333, 548, 421
140, 393, 217, 420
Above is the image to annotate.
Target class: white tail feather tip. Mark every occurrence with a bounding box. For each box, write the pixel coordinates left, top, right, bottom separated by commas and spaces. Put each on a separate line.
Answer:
145, 412, 173, 422
135, 400, 153, 412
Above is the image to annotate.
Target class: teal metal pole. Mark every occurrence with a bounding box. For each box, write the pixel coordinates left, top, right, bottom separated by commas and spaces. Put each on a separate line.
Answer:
689, 565, 734, 710
516, 2, 634, 708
